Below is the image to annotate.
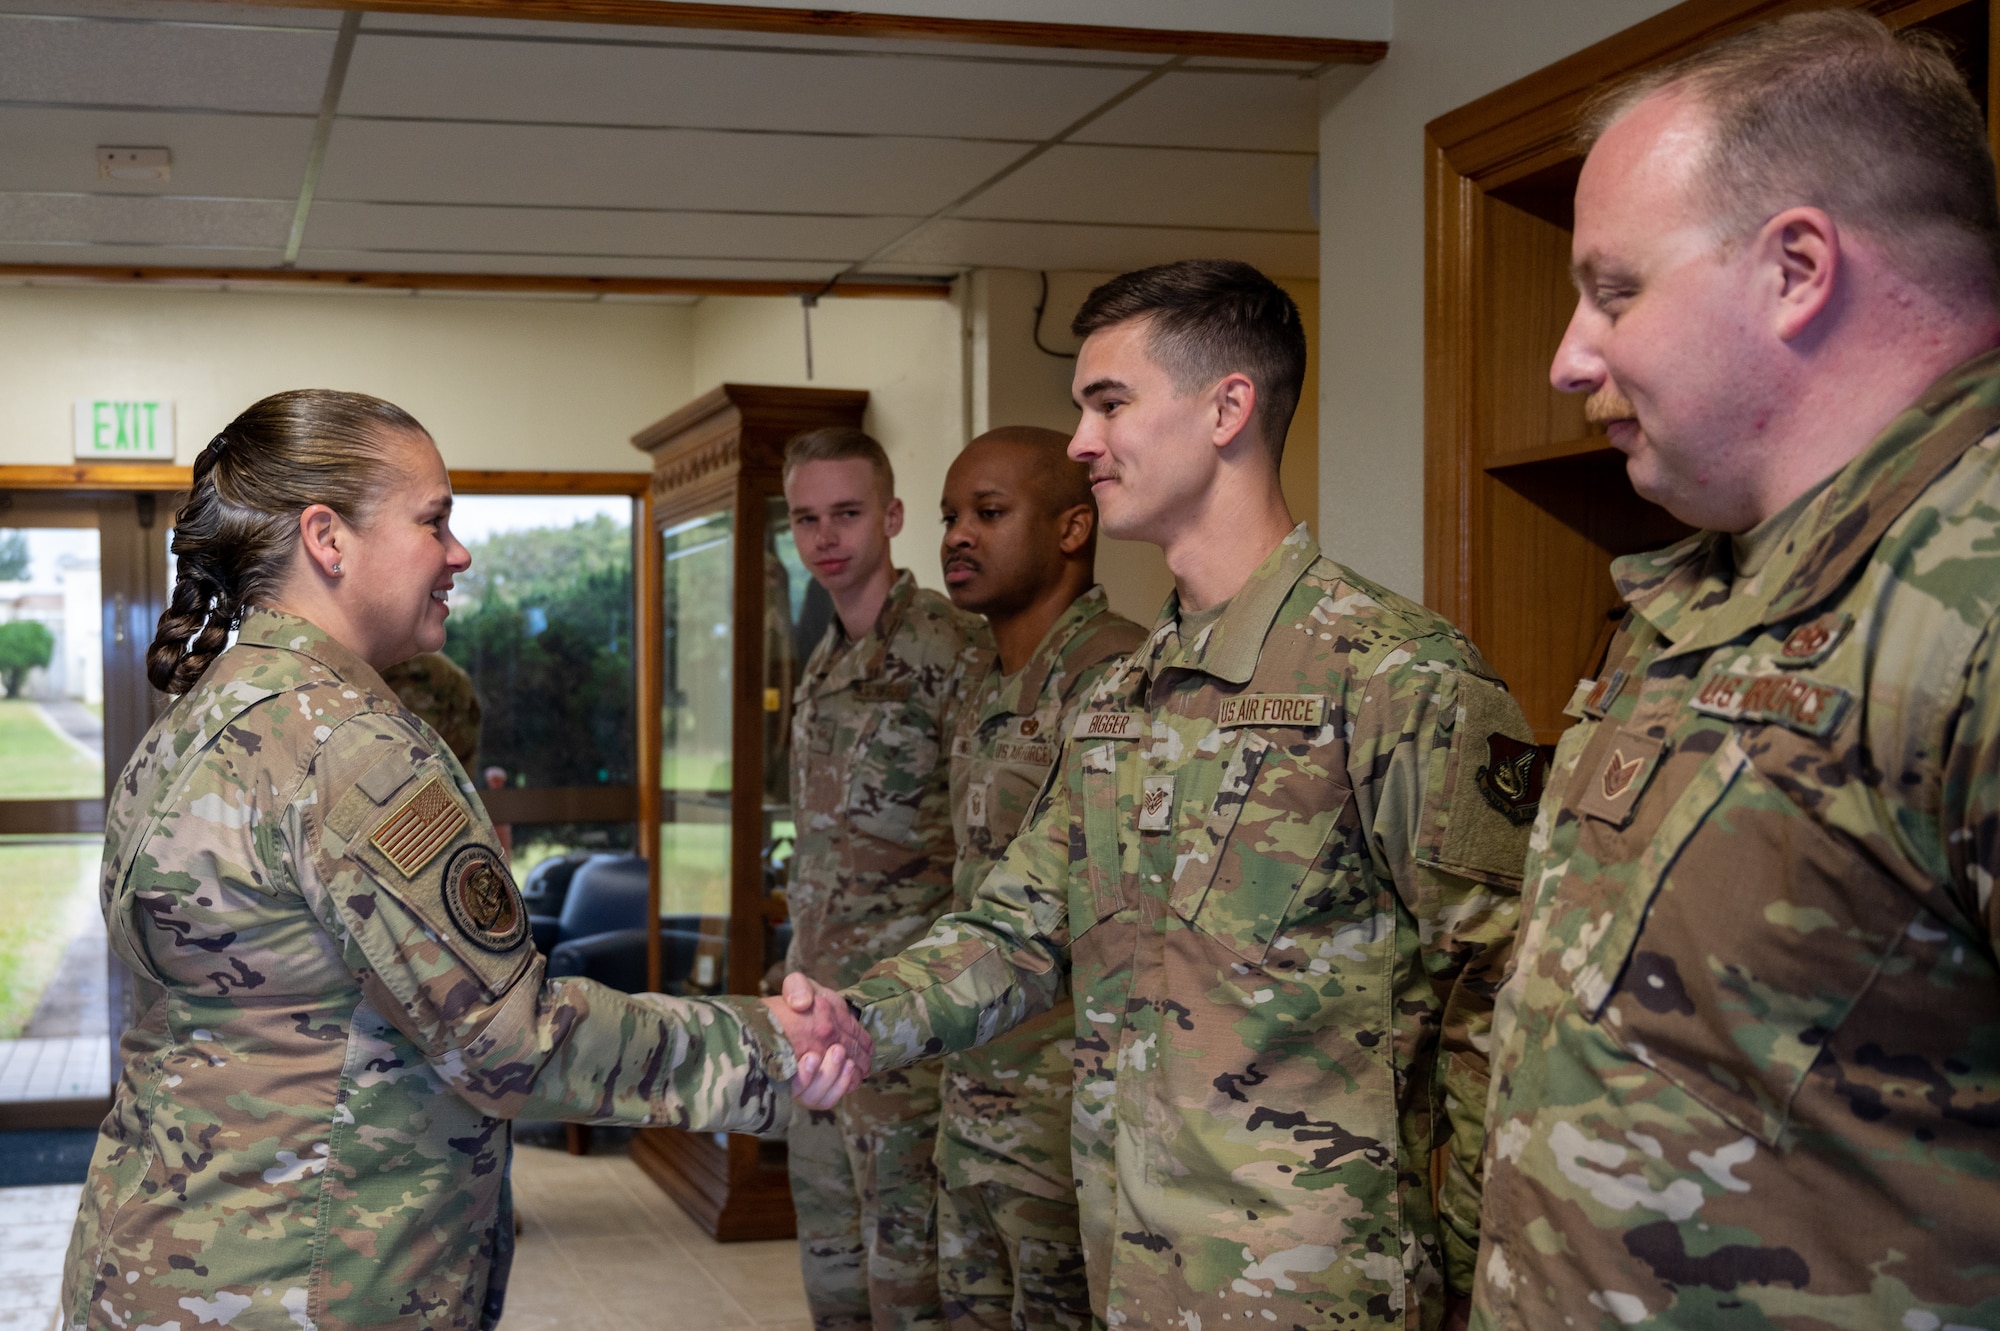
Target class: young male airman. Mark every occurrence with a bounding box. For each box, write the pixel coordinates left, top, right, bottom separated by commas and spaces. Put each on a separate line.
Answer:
785, 262, 1535, 1329
783, 427, 987, 1331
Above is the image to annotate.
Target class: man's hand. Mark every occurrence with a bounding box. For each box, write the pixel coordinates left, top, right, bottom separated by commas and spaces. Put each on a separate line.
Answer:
762, 971, 873, 1110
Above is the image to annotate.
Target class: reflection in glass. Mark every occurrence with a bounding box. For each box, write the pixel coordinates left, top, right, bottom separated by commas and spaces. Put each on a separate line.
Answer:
661, 511, 734, 922
443, 495, 636, 793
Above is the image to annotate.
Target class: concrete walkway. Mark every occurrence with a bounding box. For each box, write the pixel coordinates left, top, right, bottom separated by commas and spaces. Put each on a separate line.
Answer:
30, 702, 100, 764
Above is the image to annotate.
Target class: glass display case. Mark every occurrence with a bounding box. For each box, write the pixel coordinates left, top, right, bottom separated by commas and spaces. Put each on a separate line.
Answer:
629, 383, 868, 1242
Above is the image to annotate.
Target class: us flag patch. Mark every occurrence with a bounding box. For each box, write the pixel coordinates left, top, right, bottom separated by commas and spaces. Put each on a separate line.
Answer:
369, 775, 468, 876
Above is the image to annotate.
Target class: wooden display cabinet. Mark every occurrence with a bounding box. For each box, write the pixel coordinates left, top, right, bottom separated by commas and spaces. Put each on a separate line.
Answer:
627, 383, 868, 1242
1424, 0, 1998, 742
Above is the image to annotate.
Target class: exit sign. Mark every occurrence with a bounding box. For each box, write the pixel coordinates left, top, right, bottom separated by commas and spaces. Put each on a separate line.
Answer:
74, 398, 175, 461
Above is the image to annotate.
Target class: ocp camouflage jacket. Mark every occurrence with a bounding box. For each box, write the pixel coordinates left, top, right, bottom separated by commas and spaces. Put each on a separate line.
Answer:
787, 569, 987, 990
64, 611, 790, 1331
1475, 350, 2000, 1330
849, 526, 1532, 1328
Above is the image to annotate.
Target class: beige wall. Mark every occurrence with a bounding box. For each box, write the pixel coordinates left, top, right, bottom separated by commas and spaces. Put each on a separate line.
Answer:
0, 285, 693, 472
968, 267, 1321, 624
687, 292, 968, 588
1315, 0, 1683, 602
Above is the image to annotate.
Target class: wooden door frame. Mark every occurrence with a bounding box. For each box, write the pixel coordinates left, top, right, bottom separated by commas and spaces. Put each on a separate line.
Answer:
1422, 0, 1977, 624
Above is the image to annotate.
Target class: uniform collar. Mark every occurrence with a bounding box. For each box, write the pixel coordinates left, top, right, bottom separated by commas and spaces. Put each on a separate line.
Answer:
981, 584, 1116, 725
1617, 347, 2000, 656
809, 567, 918, 690
234, 607, 394, 695
1145, 523, 1317, 688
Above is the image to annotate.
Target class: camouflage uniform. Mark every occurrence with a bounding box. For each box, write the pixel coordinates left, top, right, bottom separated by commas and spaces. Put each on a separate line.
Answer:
787, 569, 987, 1331
1475, 351, 2000, 1330
64, 610, 793, 1331
847, 525, 1532, 1329
936, 587, 1144, 1331
379, 651, 482, 767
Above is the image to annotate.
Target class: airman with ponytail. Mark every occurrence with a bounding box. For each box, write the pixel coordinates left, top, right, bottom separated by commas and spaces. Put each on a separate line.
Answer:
65, 389, 872, 1331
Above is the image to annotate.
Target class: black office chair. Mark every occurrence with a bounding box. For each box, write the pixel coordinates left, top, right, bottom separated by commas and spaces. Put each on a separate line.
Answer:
534, 854, 649, 986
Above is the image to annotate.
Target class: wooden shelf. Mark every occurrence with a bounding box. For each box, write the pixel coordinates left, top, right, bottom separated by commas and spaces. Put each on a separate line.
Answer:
1484, 433, 1617, 473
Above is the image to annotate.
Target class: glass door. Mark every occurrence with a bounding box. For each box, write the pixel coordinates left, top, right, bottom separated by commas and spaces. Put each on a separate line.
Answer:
0, 490, 172, 1124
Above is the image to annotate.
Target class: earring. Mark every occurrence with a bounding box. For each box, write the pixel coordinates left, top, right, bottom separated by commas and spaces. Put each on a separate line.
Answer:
331, 563, 343, 575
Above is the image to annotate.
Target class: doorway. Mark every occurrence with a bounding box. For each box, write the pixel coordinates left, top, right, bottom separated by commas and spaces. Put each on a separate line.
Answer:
0, 487, 175, 1129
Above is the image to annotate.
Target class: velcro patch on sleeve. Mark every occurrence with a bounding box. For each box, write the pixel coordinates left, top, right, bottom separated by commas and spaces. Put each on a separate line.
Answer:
1216, 694, 1328, 729
370, 775, 469, 877
1431, 675, 1540, 882
1071, 711, 1145, 740
441, 845, 529, 953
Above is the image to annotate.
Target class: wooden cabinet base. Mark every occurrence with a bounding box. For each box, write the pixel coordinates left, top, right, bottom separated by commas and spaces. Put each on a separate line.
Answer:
630, 1126, 797, 1242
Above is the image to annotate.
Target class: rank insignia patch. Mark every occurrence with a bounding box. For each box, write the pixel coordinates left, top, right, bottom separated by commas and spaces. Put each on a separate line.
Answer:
1137, 775, 1175, 832
1476, 733, 1545, 825
370, 775, 468, 877
442, 845, 527, 953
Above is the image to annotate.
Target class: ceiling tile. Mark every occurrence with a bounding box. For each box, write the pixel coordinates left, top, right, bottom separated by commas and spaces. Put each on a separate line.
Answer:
0, 0, 343, 26
0, 191, 291, 245
1071, 69, 1319, 152
876, 218, 1316, 278
0, 107, 313, 196
303, 201, 912, 261
965, 143, 1314, 230
0, 13, 334, 112
317, 119, 1019, 214
0, 241, 282, 265
340, 34, 1148, 140
353, 11, 1161, 63
294, 247, 851, 281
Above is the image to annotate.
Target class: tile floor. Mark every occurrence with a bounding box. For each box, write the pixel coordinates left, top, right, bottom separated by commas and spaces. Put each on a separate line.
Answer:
0, 1143, 811, 1331
0, 1183, 76, 1331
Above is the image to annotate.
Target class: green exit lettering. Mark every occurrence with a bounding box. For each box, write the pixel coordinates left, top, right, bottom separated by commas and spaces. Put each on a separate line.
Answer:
74, 398, 174, 461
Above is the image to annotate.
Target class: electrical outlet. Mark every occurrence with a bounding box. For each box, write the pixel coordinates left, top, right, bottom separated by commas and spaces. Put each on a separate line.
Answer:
98, 147, 171, 183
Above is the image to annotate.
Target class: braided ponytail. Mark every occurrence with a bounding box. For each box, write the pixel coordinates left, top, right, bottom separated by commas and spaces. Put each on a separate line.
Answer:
148, 390, 425, 694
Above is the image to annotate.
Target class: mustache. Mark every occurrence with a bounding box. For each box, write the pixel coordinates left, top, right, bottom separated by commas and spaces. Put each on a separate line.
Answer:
943, 555, 981, 572
1585, 387, 1637, 427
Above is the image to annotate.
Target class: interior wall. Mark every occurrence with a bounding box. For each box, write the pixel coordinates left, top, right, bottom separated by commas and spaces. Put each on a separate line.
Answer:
1315, 0, 1683, 602
688, 291, 967, 588
0, 286, 693, 472
970, 267, 1321, 625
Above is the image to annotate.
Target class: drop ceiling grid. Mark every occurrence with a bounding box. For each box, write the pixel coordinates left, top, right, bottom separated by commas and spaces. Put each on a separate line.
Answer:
0, 0, 1325, 280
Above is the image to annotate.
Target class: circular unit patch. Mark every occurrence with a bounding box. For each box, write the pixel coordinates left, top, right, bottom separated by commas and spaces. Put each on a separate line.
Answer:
442, 845, 528, 953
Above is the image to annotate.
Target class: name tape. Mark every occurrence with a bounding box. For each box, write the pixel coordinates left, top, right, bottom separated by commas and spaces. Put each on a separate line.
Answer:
1072, 711, 1145, 740
1688, 668, 1850, 738
1216, 694, 1328, 729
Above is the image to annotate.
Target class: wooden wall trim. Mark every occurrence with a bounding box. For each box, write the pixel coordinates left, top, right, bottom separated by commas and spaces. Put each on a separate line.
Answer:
0, 465, 651, 494
449, 470, 649, 495
187, 0, 1388, 63
1427, 0, 1952, 189
0, 464, 193, 491
0, 264, 953, 301
1422, 132, 1479, 625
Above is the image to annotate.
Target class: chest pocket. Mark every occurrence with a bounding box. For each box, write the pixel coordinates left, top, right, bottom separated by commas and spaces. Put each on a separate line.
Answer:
1572, 731, 1917, 1146
1168, 732, 1348, 969
845, 697, 941, 847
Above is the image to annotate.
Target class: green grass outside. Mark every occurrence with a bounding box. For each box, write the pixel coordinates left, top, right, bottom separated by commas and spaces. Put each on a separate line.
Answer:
0, 841, 100, 1040
0, 700, 102, 799
84, 703, 103, 722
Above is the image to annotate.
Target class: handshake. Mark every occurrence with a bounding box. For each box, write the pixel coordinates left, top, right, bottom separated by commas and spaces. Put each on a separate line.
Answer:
763, 972, 876, 1109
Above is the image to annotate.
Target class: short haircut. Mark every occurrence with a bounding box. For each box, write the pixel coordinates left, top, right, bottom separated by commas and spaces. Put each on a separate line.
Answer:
782, 426, 894, 502
965, 426, 1092, 517
1071, 260, 1307, 458
1584, 9, 2000, 302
